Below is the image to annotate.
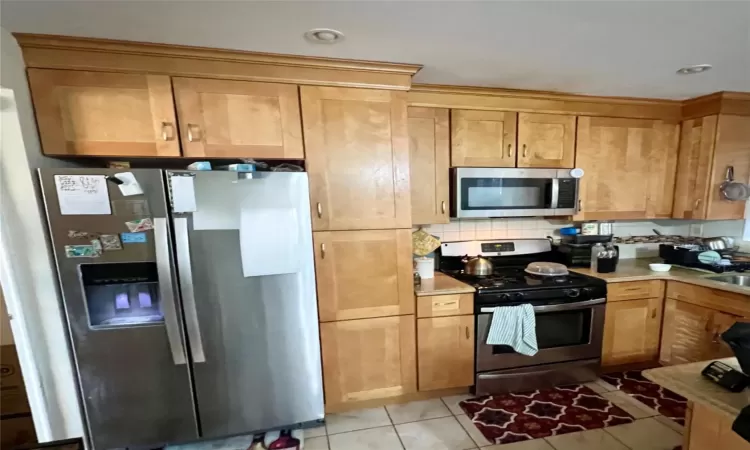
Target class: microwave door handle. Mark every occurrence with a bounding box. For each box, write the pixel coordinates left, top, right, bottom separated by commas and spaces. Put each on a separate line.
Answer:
550, 178, 560, 209
154, 218, 187, 365
174, 217, 207, 363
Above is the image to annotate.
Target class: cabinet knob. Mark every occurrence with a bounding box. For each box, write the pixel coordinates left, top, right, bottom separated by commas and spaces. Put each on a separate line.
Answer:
441, 201, 446, 214
321, 243, 326, 259
465, 326, 470, 339
316, 202, 323, 218
161, 122, 175, 141
651, 308, 657, 319
578, 199, 583, 212
507, 144, 512, 158
187, 124, 201, 142
523, 144, 528, 158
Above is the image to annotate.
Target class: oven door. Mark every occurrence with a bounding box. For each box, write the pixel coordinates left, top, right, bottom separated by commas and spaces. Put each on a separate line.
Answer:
476, 298, 605, 372
452, 168, 571, 218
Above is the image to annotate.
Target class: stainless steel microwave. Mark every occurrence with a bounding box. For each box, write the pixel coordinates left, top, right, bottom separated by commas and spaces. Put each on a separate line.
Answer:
451, 168, 579, 218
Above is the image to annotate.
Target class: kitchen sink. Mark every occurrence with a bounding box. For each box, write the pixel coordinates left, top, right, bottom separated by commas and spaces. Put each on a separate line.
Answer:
707, 275, 750, 287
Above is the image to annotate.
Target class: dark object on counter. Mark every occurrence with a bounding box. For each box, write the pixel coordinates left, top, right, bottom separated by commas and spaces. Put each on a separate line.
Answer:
553, 242, 618, 268
722, 323, 750, 375
596, 244, 619, 273
560, 234, 613, 245
733, 405, 750, 444
659, 244, 750, 273
701, 361, 750, 392
414, 271, 421, 287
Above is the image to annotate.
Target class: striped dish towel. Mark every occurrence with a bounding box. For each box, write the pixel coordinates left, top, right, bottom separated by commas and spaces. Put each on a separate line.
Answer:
486, 304, 538, 356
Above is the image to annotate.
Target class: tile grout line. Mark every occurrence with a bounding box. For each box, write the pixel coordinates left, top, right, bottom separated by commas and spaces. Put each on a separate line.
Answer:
383, 406, 407, 450
601, 419, 646, 450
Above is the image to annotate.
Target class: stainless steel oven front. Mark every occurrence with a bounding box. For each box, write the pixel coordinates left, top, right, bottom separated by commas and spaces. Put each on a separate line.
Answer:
451, 168, 579, 218
475, 298, 605, 394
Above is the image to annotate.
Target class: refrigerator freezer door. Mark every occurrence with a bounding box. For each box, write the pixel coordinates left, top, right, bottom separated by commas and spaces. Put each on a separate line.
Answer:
170, 171, 324, 438
38, 169, 198, 449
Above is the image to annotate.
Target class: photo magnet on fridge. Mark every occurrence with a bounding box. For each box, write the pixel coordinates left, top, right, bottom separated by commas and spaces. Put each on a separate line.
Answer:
125, 218, 154, 232
100, 234, 123, 251
121, 232, 147, 244
64, 245, 99, 258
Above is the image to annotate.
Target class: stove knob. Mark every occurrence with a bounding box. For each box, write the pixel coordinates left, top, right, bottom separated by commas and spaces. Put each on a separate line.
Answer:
499, 293, 511, 302
511, 292, 525, 301
565, 289, 581, 298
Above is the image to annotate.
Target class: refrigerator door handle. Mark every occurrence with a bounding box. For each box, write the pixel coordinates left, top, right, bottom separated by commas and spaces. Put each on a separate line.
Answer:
154, 218, 187, 365
174, 217, 207, 363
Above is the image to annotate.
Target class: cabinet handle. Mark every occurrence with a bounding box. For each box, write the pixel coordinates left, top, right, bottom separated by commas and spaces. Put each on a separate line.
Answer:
507, 144, 512, 158
441, 201, 446, 214
161, 122, 175, 141
694, 198, 702, 211
321, 243, 326, 259
465, 326, 470, 339
187, 124, 201, 142
523, 144, 528, 158
316, 202, 323, 218
578, 200, 583, 212
651, 308, 657, 319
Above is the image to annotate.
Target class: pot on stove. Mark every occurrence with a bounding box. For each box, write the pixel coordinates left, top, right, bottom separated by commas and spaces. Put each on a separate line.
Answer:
462, 255, 494, 276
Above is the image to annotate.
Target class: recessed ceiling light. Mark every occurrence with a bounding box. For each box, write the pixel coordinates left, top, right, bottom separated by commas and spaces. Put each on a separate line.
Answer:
304, 28, 345, 44
676, 64, 712, 75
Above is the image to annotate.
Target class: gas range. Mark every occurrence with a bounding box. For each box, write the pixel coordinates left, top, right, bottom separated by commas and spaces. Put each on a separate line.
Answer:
439, 240, 606, 307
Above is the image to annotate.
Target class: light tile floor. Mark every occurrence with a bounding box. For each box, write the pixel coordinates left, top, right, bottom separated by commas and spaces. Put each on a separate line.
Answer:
308, 379, 685, 450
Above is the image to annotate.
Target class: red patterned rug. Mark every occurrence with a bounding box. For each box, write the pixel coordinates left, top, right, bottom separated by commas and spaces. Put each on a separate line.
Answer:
458, 385, 635, 445
600, 370, 688, 425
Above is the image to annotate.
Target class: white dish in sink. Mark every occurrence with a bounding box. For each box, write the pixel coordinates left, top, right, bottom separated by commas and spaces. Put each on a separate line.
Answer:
649, 263, 672, 272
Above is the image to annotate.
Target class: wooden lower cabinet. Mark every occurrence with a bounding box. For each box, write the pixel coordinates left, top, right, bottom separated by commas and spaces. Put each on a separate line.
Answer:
660, 298, 739, 366
320, 316, 416, 408
417, 316, 474, 391
686, 402, 750, 450
602, 297, 663, 366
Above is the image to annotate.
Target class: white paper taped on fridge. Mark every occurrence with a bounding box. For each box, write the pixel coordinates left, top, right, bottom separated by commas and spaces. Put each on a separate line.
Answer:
54, 175, 111, 215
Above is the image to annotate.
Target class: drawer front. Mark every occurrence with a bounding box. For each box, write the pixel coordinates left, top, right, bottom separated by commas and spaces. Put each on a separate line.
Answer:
608, 280, 665, 302
417, 294, 473, 318
667, 281, 750, 317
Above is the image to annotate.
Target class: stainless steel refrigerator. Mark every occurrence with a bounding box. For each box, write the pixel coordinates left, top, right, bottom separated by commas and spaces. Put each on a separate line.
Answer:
38, 169, 324, 450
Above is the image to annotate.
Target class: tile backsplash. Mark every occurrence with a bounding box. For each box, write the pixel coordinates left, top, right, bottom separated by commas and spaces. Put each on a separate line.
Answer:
417, 217, 750, 259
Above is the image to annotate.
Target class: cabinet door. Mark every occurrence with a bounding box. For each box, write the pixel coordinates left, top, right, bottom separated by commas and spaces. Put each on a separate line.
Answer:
27, 69, 180, 157
172, 78, 303, 159
302, 86, 411, 231
314, 230, 413, 322
575, 117, 679, 220
602, 297, 663, 366
672, 116, 718, 219
320, 316, 416, 407
705, 115, 750, 220
451, 110, 517, 167
417, 316, 474, 391
408, 107, 450, 225
660, 299, 739, 365
517, 113, 576, 168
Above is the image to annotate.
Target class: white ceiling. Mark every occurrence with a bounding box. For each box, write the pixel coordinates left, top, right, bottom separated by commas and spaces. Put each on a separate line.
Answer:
2, 0, 749, 99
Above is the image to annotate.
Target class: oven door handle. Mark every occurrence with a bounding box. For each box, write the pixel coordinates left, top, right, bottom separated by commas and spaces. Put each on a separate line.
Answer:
480, 298, 605, 314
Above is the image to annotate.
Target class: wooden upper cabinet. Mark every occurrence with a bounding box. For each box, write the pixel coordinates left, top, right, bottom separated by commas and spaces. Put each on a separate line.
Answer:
321, 316, 416, 407
451, 110, 517, 167
575, 117, 679, 220
673, 115, 750, 220
301, 86, 411, 231
660, 298, 738, 366
517, 113, 576, 168
602, 297, 663, 367
408, 107, 450, 225
417, 315, 474, 391
172, 78, 303, 159
672, 116, 717, 219
27, 69, 180, 157
705, 115, 750, 220
313, 229, 413, 322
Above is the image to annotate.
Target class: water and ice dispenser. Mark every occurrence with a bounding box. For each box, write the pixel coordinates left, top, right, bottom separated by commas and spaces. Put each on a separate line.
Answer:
80, 262, 164, 329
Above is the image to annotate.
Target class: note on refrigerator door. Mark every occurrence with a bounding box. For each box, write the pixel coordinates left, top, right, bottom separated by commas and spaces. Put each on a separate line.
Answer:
54, 175, 111, 215
170, 175, 197, 213
113, 172, 144, 196
240, 208, 300, 277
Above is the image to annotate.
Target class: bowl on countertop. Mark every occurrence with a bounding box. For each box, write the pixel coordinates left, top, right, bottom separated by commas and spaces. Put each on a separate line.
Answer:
649, 263, 672, 272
